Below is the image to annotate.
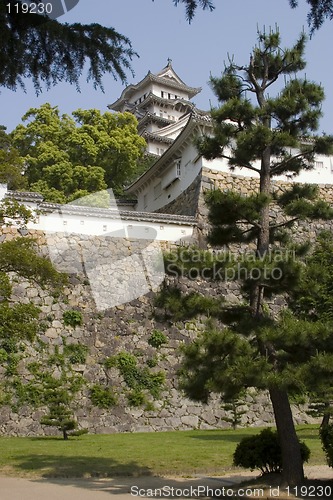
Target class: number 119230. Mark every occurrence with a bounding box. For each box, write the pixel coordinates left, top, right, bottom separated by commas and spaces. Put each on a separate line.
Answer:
6, 2, 53, 15
286, 485, 332, 497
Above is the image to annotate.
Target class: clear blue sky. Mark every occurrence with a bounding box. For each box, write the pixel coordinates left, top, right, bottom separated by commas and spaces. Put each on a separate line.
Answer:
1, 0, 332, 133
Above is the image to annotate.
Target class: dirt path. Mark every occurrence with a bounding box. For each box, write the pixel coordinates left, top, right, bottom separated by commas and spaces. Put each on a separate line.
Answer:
0, 466, 331, 500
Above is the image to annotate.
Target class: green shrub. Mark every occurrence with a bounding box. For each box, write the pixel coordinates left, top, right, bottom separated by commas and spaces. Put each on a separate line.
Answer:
127, 390, 146, 407
233, 428, 310, 474
148, 330, 168, 349
64, 343, 88, 364
320, 424, 333, 467
63, 310, 83, 327
104, 351, 165, 406
146, 356, 158, 368
90, 384, 117, 408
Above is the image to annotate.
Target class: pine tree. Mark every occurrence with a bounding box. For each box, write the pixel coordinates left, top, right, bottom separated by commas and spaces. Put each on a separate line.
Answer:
0, 0, 137, 92
221, 392, 247, 430
177, 29, 333, 487
35, 348, 86, 440
289, 231, 333, 426
0, 0, 214, 94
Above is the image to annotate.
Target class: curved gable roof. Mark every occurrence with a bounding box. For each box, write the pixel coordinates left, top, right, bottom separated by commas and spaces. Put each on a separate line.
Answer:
108, 62, 201, 111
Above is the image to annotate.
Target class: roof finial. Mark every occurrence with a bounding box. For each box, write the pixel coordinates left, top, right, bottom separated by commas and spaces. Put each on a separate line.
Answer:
167, 58, 172, 66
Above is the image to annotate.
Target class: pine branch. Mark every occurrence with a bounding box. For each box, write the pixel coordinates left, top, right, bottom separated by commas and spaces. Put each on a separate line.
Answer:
269, 217, 299, 230
0, 2, 137, 92
270, 151, 314, 175
220, 154, 261, 175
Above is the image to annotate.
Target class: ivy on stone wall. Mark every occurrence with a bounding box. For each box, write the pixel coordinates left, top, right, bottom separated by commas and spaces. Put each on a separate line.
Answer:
148, 330, 168, 349
90, 384, 118, 409
63, 310, 83, 328
104, 351, 166, 407
64, 343, 88, 364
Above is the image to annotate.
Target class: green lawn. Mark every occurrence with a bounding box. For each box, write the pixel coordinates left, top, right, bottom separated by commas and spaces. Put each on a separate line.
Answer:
0, 425, 326, 478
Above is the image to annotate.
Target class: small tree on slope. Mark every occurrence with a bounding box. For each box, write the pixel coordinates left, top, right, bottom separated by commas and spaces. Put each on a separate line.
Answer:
177, 29, 333, 488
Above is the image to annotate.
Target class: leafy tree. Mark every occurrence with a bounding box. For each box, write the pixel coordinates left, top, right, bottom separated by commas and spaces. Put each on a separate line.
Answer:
0, 235, 65, 286
0, 199, 65, 409
176, 29, 333, 487
11, 103, 146, 200
0, 126, 26, 190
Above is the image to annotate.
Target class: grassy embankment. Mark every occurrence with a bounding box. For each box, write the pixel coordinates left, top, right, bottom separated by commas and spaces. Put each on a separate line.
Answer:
0, 425, 325, 478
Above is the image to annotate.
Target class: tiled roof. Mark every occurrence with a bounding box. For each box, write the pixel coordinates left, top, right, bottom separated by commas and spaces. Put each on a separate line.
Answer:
141, 131, 174, 144
39, 202, 196, 226
6, 190, 44, 202
137, 92, 193, 110
138, 113, 173, 128
109, 72, 201, 111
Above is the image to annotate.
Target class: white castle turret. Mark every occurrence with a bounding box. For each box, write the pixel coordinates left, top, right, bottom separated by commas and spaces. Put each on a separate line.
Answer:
108, 60, 201, 156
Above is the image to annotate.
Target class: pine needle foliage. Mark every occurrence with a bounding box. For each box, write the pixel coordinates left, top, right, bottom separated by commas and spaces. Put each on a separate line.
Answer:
155, 285, 224, 321
290, 0, 333, 32
0, 0, 136, 93
170, 0, 215, 21
288, 232, 333, 428
289, 231, 333, 322
178, 29, 333, 487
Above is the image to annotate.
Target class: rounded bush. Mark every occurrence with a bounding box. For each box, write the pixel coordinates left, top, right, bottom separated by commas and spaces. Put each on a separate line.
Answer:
63, 310, 83, 327
148, 330, 168, 349
233, 428, 310, 474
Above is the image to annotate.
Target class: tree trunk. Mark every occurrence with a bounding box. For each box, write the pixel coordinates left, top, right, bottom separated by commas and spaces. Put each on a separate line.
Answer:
269, 387, 304, 487
250, 102, 304, 486
63, 429, 68, 440
321, 403, 331, 427
250, 146, 271, 316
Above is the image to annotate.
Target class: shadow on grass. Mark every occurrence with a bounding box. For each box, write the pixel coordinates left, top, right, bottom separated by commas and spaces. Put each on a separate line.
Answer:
12, 454, 152, 478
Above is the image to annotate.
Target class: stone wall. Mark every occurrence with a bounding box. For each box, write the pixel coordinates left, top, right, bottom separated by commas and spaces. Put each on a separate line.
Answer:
0, 227, 317, 436
155, 175, 201, 217
201, 168, 333, 202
